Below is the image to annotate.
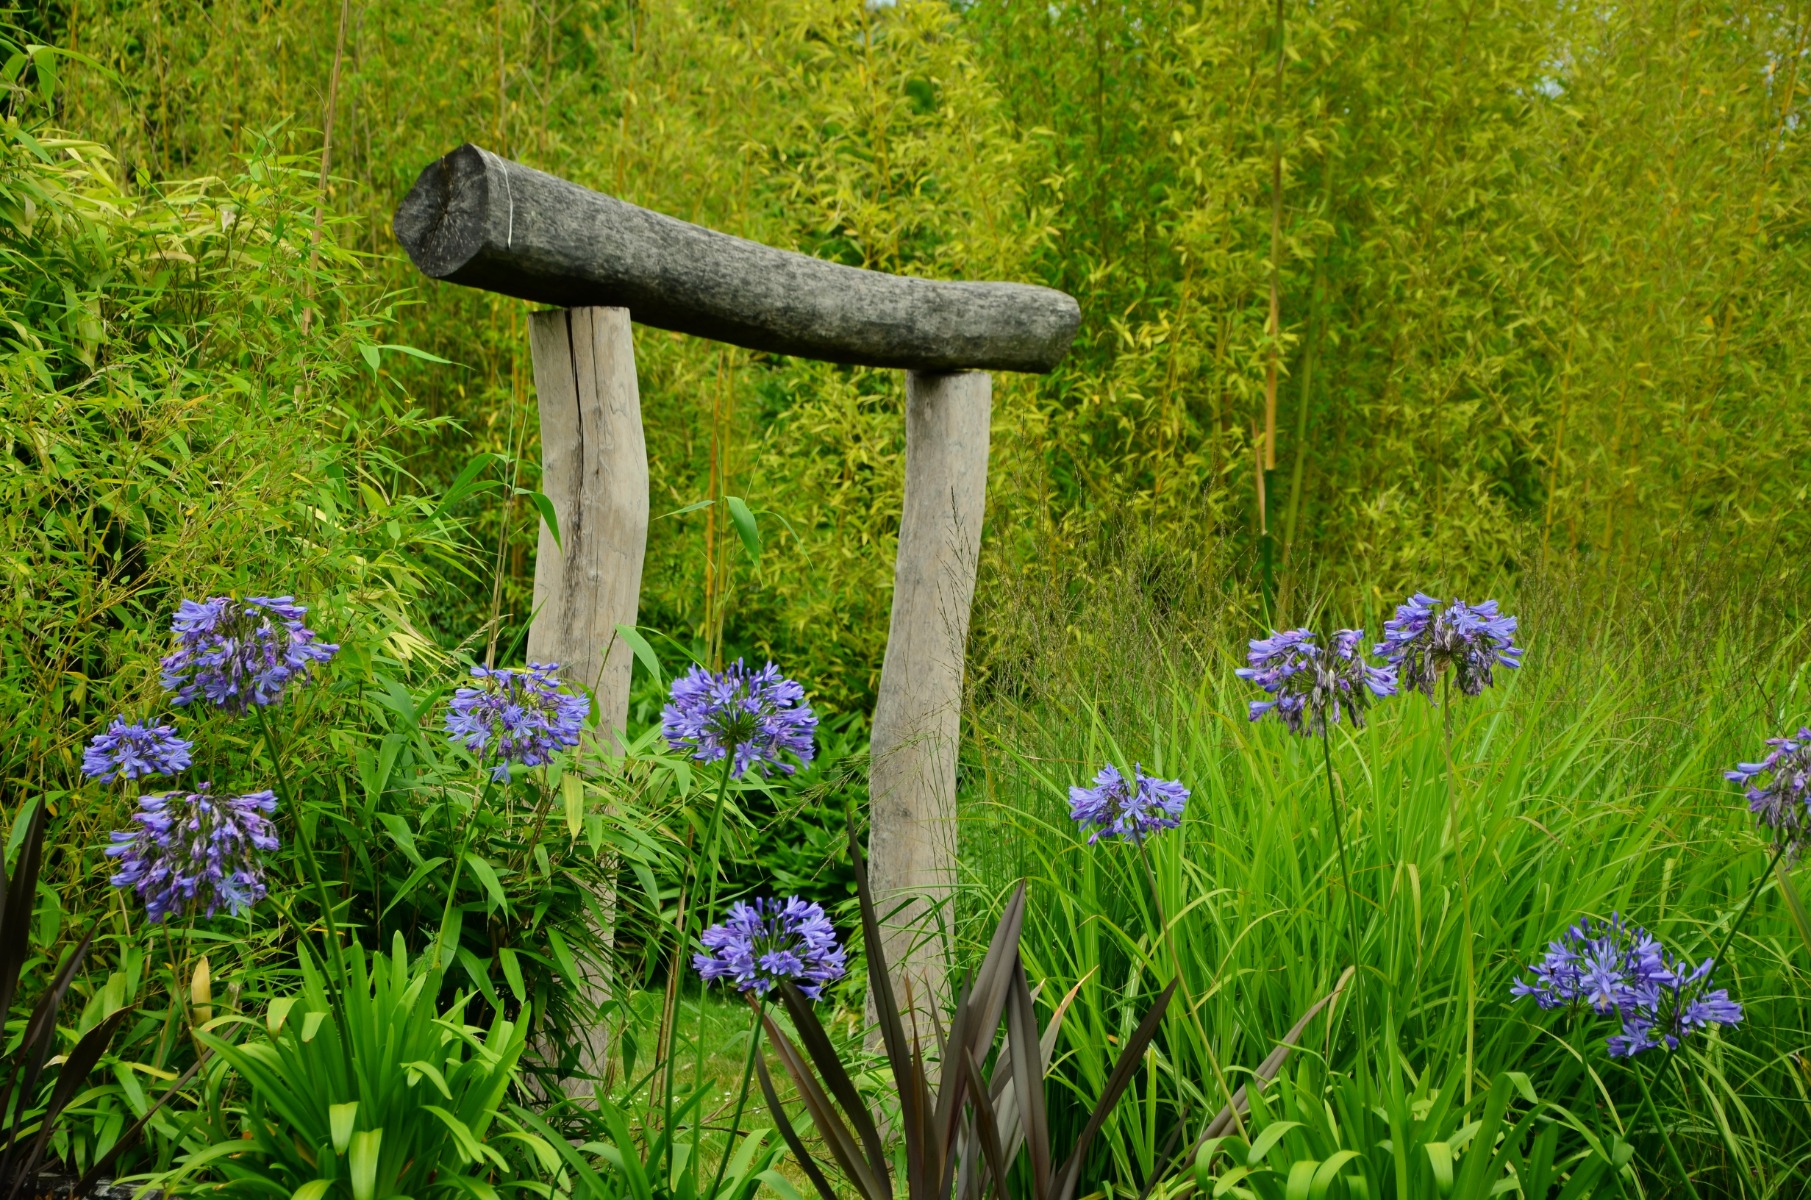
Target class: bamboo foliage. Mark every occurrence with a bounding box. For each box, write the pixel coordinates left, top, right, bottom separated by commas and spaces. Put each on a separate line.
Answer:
55, 0, 1811, 699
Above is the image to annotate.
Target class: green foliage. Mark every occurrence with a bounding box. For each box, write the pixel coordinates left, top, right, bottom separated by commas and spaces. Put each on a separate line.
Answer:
513, 1091, 789, 1200
1192, 1052, 1631, 1200
181, 936, 546, 1200
51, 0, 1811, 707
0, 45, 468, 813
966, 540, 1811, 1197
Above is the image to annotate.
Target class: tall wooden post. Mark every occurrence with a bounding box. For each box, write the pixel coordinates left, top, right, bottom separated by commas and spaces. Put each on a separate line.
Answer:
524, 304, 647, 1089
868, 370, 992, 1032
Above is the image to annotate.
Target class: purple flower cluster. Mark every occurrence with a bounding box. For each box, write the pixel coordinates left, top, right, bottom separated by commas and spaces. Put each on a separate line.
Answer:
444, 663, 589, 782
1511, 915, 1742, 1058
106, 786, 280, 923
1069, 763, 1189, 843
1238, 628, 1397, 736
1375, 593, 1522, 700
694, 896, 847, 1000
662, 660, 817, 779
159, 596, 339, 711
1726, 729, 1811, 859
82, 717, 193, 783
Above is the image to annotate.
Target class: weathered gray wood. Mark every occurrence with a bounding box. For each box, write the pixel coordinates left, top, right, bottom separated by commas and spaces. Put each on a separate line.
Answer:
524, 305, 647, 1092
867, 370, 992, 1035
393, 144, 1079, 374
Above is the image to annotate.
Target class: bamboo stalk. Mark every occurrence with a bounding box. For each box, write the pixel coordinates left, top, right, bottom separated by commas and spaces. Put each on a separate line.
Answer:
1263, 0, 1285, 472
300, 0, 352, 336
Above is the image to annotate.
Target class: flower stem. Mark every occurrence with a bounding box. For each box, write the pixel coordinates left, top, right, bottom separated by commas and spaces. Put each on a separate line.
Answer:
1320, 723, 1369, 1090
1134, 837, 1245, 1138
256, 707, 347, 982
1439, 671, 1478, 1106
1634, 1058, 1702, 1200
433, 775, 499, 973
708, 998, 766, 1200
658, 756, 737, 1180
1710, 841, 1787, 977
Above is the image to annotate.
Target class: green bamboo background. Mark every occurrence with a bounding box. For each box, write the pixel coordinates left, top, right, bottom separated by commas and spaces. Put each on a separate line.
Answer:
36, 0, 1811, 709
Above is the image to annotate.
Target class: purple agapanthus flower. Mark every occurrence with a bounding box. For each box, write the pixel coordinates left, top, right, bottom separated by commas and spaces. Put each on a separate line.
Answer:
82, 717, 193, 783
444, 663, 589, 782
1726, 728, 1811, 859
106, 786, 279, 923
1069, 763, 1189, 843
661, 660, 816, 779
1375, 593, 1522, 700
693, 896, 846, 1000
1512, 914, 1742, 1058
159, 596, 339, 712
1237, 628, 1396, 736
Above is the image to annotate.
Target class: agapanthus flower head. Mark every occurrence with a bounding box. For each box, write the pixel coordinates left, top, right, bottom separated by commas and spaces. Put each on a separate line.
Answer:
444, 662, 589, 782
662, 660, 816, 779
106, 785, 279, 923
82, 717, 193, 783
693, 896, 846, 999
1375, 593, 1522, 700
159, 596, 339, 712
1726, 728, 1811, 859
1511, 914, 1742, 1058
1069, 763, 1189, 844
1237, 627, 1396, 736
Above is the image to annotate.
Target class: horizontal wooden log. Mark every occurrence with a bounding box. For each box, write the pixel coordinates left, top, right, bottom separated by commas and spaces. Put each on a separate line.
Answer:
393, 144, 1080, 374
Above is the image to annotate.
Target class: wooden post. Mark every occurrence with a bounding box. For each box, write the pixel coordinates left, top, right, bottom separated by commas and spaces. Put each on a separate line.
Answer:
868, 370, 992, 1034
524, 305, 647, 1090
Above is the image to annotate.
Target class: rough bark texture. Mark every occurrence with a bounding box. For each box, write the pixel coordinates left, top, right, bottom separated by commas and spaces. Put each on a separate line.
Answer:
867, 370, 992, 1037
394, 144, 1079, 374
524, 306, 647, 1092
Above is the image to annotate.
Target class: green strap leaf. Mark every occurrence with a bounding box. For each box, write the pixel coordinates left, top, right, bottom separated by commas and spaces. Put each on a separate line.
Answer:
1777, 855, 1811, 962
563, 772, 586, 840
329, 1101, 358, 1155
527, 491, 562, 550
726, 495, 761, 563
463, 852, 509, 914
614, 622, 663, 687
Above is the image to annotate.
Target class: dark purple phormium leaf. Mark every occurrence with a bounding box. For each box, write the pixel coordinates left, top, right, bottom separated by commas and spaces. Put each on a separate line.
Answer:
755, 815, 1175, 1200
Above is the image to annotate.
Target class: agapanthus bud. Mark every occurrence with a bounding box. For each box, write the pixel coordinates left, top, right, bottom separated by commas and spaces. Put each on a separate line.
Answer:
1512, 914, 1742, 1058
1726, 728, 1811, 859
82, 717, 193, 782
106, 786, 279, 923
693, 896, 846, 999
1375, 593, 1522, 700
444, 662, 589, 782
159, 596, 339, 712
1237, 628, 1396, 736
1069, 764, 1189, 844
661, 660, 816, 779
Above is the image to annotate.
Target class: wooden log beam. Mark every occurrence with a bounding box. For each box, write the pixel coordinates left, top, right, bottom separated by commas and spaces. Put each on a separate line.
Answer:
393, 144, 1079, 374
524, 306, 647, 1091
867, 370, 991, 1033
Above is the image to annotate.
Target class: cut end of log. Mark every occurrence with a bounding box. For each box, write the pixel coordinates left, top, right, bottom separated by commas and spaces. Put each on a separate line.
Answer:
393, 143, 493, 280
391, 144, 1082, 374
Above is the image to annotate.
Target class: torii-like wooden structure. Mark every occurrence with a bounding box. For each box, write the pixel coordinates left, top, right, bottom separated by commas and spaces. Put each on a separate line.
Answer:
393, 144, 1078, 1080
